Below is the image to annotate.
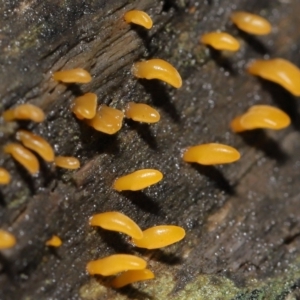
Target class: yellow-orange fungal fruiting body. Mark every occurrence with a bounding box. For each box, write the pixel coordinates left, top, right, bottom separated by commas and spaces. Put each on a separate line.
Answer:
46, 235, 62, 247
230, 115, 245, 133
0, 229, 16, 249
113, 169, 163, 191
111, 269, 155, 288
183, 143, 241, 165
124, 10, 153, 29
72, 93, 97, 120
125, 102, 160, 123
4, 143, 39, 174
132, 225, 185, 249
2, 110, 15, 122
243, 105, 291, 130
90, 212, 143, 239
247, 58, 300, 96
0, 168, 11, 184
230, 11, 272, 35
132, 59, 182, 88
3, 104, 45, 123
86, 254, 147, 276
200, 32, 240, 51
54, 156, 80, 169
17, 130, 54, 162
53, 68, 92, 83
87, 105, 124, 135
230, 105, 291, 132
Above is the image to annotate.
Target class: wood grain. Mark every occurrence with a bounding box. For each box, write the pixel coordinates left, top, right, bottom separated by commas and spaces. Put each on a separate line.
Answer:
0, 0, 300, 299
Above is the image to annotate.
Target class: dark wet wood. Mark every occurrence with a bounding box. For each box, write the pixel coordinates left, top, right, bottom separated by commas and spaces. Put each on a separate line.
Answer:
1, 0, 300, 299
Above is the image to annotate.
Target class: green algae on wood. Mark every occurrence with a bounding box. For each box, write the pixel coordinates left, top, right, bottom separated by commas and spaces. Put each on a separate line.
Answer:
80, 260, 300, 300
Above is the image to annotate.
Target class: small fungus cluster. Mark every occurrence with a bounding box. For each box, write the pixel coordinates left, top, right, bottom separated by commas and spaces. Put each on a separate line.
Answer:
0, 6, 297, 292
88, 211, 185, 287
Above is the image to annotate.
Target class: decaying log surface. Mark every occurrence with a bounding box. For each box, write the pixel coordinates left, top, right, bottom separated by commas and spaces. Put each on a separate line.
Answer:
1, 0, 300, 299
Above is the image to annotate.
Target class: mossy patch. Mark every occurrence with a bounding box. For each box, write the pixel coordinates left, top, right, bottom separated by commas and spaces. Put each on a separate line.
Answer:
80, 259, 300, 300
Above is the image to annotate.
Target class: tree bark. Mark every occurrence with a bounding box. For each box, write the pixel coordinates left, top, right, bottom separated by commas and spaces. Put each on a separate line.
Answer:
1, 0, 300, 299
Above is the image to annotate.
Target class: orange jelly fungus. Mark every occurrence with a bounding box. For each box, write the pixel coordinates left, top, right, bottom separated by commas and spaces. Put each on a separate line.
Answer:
124, 10, 153, 29
132, 59, 182, 88
46, 235, 62, 247
230, 115, 245, 133
86, 254, 147, 276
0, 229, 16, 249
54, 156, 80, 169
230, 105, 291, 132
90, 212, 143, 240
53, 68, 92, 83
17, 130, 54, 162
200, 32, 240, 51
132, 225, 185, 249
111, 269, 155, 288
4, 143, 39, 175
87, 105, 124, 135
113, 169, 163, 192
125, 102, 160, 123
230, 11, 272, 35
247, 58, 300, 96
0, 168, 11, 184
183, 143, 241, 165
3, 104, 45, 123
72, 93, 97, 120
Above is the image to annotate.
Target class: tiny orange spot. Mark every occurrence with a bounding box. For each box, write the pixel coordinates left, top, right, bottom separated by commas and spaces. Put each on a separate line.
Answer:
46, 235, 62, 247
0, 168, 11, 184
189, 6, 196, 14
0, 229, 16, 249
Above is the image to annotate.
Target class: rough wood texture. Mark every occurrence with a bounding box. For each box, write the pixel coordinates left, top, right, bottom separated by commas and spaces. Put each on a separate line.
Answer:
1, 0, 300, 299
